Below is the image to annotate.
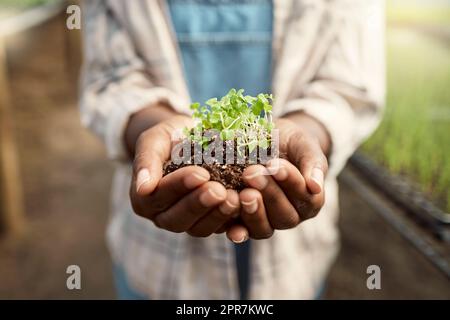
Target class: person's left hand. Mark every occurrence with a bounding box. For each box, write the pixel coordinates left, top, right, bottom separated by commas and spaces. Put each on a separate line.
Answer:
224, 114, 330, 242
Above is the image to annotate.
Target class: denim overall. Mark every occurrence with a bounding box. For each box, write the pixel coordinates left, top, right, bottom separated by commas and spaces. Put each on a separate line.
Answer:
114, 0, 273, 300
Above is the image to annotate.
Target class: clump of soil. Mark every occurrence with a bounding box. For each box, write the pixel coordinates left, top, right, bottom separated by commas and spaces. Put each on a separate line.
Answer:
164, 161, 247, 190
163, 138, 276, 190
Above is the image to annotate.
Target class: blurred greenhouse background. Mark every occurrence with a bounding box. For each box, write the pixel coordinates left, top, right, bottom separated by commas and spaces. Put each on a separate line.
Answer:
363, 0, 450, 211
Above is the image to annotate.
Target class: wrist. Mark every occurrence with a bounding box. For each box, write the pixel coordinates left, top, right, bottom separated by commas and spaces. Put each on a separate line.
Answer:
124, 102, 186, 157
279, 112, 331, 157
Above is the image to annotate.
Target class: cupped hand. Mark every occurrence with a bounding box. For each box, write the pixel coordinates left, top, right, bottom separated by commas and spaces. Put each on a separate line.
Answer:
129, 114, 242, 239
235, 115, 330, 240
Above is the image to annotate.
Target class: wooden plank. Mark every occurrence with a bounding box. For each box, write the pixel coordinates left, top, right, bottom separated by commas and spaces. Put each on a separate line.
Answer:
0, 39, 26, 236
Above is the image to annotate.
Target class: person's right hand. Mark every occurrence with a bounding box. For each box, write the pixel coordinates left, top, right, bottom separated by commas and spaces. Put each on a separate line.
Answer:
129, 114, 243, 240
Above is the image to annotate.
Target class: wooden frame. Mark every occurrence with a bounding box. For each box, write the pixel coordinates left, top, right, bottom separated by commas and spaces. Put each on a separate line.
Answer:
0, 1, 66, 236
0, 39, 25, 236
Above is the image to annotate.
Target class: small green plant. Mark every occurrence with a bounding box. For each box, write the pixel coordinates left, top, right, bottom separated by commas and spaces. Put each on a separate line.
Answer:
185, 89, 275, 153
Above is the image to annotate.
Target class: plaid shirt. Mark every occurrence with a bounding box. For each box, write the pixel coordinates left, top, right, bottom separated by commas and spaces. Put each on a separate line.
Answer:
80, 0, 385, 299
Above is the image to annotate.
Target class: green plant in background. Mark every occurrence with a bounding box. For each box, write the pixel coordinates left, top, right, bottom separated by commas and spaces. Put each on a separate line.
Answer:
186, 89, 274, 153
0, 0, 56, 9
362, 27, 450, 211
387, 2, 450, 26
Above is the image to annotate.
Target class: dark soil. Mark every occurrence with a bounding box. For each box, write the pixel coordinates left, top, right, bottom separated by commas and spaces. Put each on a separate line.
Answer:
163, 138, 277, 190
164, 161, 248, 190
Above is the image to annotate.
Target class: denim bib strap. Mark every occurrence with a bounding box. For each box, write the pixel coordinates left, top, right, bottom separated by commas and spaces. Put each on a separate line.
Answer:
168, 0, 273, 103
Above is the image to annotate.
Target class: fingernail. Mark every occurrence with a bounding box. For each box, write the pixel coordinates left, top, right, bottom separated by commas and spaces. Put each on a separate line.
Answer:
278, 167, 289, 181
136, 169, 151, 193
219, 200, 238, 216
310, 168, 324, 193
200, 188, 224, 207
266, 159, 280, 174
267, 160, 288, 181
241, 199, 258, 214
185, 171, 210, 189
273, 166, 288, 181
232, 234, 249, 244
246, 170, 269, 190
267, 159, 288, 181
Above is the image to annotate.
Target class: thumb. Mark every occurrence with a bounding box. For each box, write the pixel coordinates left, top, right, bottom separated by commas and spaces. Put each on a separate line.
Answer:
290, 138, 328, 195
306, 164, 326, 195
132, 128, 171, 196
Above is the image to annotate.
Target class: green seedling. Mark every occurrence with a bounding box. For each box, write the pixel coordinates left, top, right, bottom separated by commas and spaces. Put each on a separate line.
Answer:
185, 89, 275, 154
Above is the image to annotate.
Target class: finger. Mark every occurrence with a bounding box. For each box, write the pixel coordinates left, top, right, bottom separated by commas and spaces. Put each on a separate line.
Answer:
226, 224, 249, 244
187, 189, 240, 237
140, 166, 211, 218
132, 128, 172, 196
287, 135, 328, 195
267, 158, 324, 221
154, 181, 227, 233
239, 188, 274, 239
243, 165, 300, 230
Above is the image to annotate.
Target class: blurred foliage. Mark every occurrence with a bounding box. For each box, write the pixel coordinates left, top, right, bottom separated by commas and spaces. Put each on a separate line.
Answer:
363, 3, 450, 211
388, 4, 450, 26
0, 0, 57, 10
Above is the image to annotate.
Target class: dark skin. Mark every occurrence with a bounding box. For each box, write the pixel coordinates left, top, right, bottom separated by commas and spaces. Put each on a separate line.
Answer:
126, 102, 330, 243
